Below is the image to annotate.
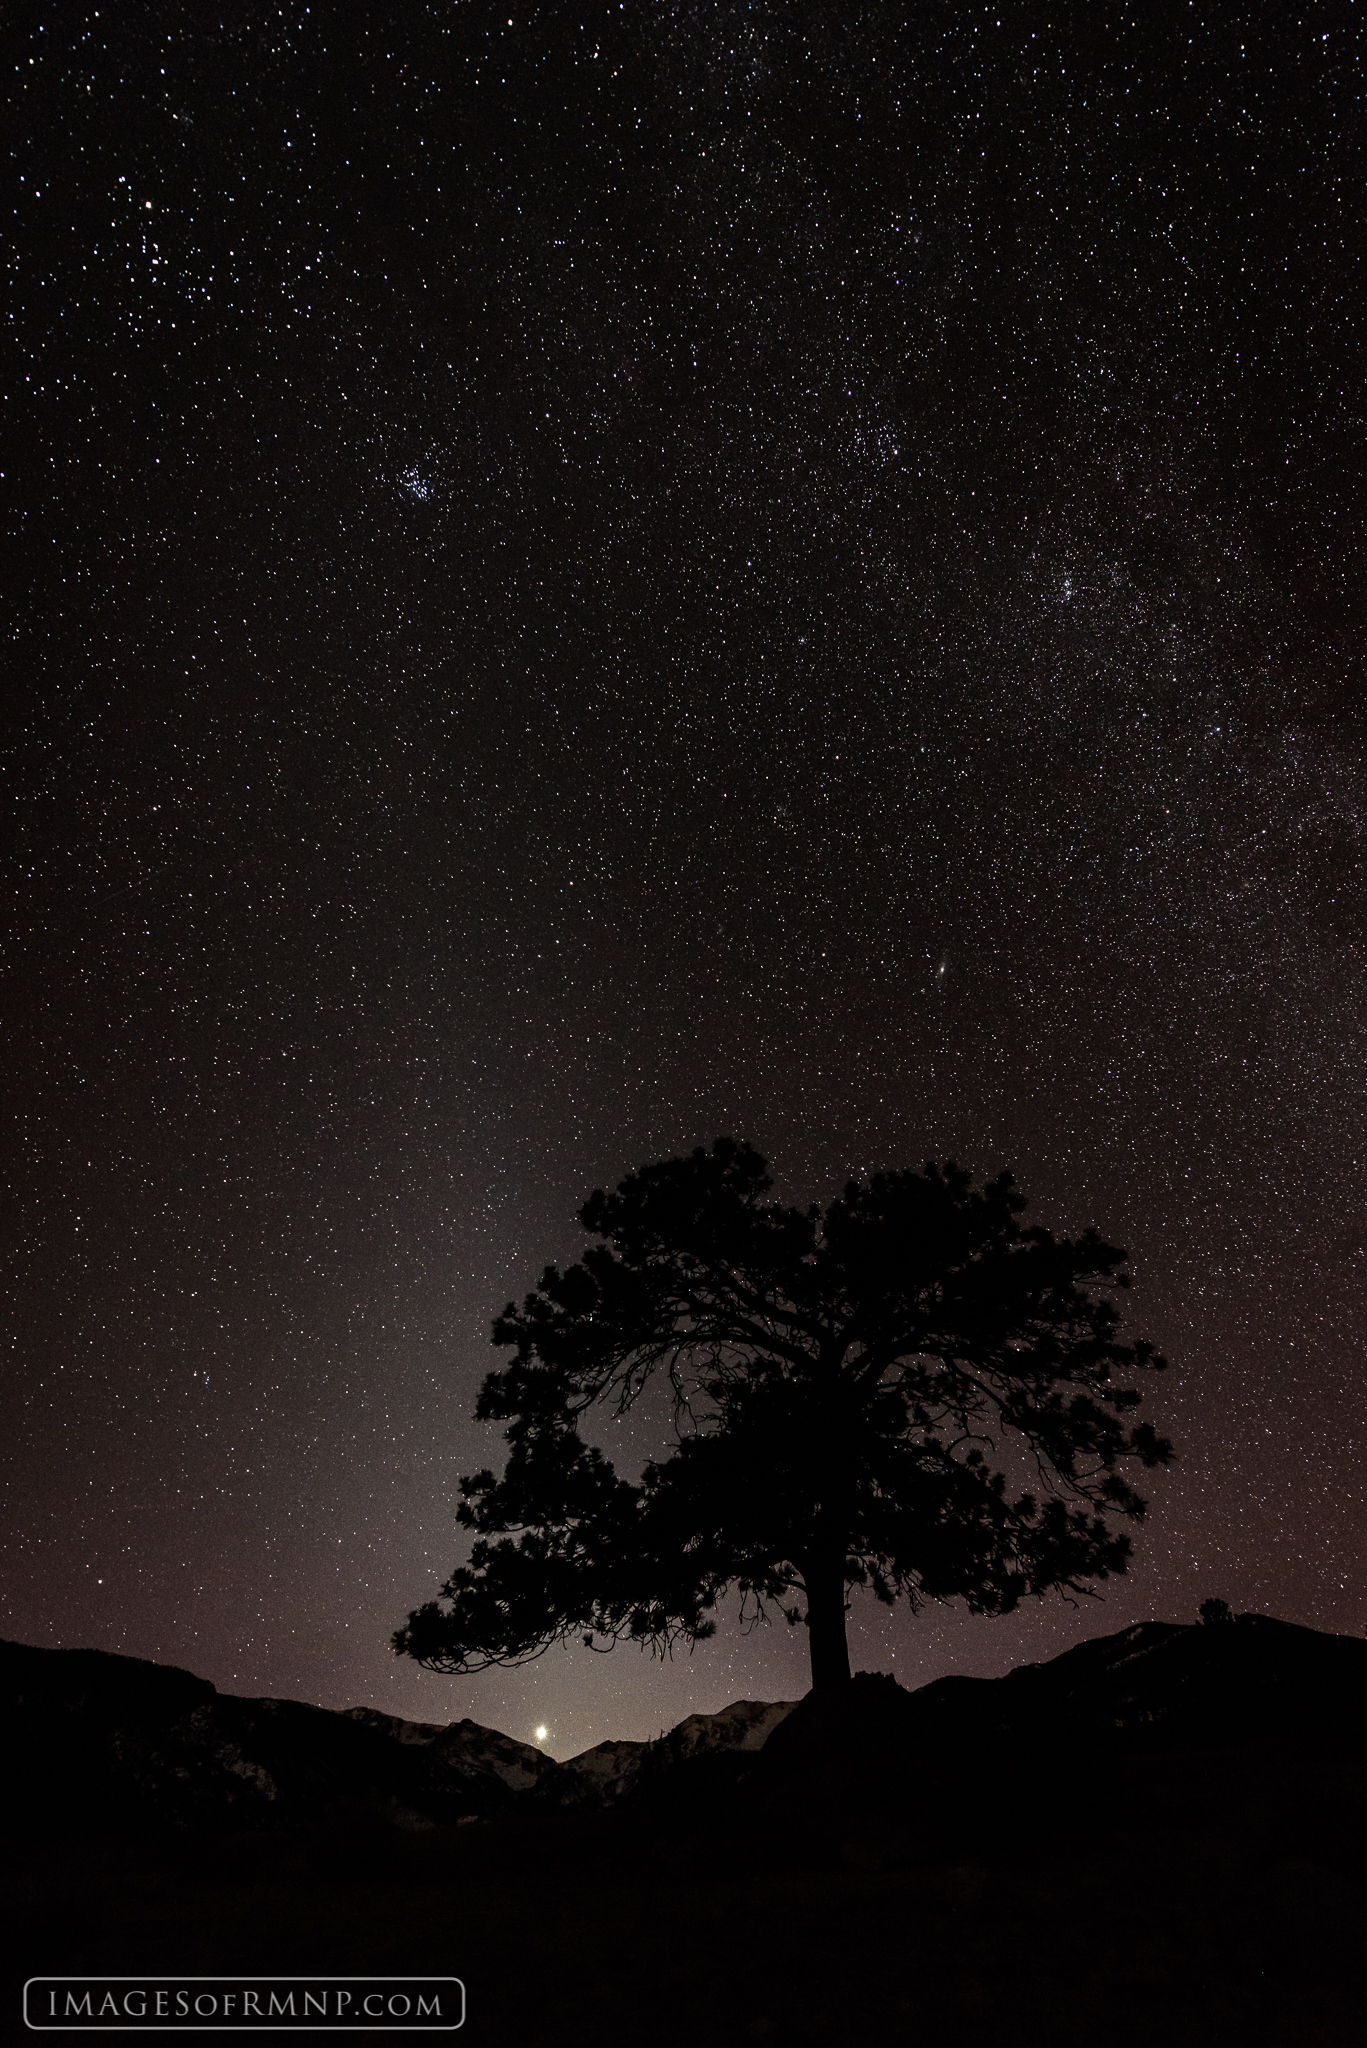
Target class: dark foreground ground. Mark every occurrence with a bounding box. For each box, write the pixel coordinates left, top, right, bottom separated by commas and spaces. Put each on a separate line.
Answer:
6, 1741, 1366, 2048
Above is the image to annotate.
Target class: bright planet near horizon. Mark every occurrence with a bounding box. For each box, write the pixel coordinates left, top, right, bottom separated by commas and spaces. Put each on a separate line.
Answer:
535, 1728, 548, 1743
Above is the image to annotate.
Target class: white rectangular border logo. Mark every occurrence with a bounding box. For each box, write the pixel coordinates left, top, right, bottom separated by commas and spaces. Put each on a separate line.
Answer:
23, 1978, 465, 2032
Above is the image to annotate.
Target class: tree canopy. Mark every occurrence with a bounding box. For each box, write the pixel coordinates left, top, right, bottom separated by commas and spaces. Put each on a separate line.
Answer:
395, 1139, 1172, 1691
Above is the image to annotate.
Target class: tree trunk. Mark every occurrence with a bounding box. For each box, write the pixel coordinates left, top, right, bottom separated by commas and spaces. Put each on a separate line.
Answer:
803, 1560, 851, 1691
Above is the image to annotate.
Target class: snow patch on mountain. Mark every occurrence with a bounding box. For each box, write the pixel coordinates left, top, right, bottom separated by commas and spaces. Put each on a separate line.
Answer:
538, 1697, 801, 1808
344, 1707, 552, 1793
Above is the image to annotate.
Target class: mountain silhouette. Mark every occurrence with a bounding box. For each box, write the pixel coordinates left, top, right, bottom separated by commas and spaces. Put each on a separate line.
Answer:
8, 1617, 1367, 2045
5, 1612, 1364, 1839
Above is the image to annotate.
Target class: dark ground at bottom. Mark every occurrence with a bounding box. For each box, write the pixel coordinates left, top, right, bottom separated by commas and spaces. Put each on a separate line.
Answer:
5, 1750, 1365, 2048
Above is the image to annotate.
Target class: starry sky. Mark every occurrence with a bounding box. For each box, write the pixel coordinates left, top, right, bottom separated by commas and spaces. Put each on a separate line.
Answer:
5, 1, 1364, 1761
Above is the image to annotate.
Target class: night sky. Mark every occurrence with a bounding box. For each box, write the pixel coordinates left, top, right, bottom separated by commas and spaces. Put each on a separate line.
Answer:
6, 1, 1364, 1762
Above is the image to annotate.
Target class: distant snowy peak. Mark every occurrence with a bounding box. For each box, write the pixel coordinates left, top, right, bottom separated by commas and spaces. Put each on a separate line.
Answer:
343, 1707, 446, 1746
541, 1697, 801, 1808
336, 1698, 803, 1809
665, 1698, 798, 1760
544, 1738, 647, 1804
344, 1706, 552, 1792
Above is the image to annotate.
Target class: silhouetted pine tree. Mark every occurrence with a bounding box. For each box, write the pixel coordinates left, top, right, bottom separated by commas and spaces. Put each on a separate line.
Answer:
396, 1139, 1172, 1692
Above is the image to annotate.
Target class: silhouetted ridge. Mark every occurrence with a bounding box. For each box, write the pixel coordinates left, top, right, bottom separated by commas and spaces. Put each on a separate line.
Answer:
0, 1638, 217, 1718
762, 1616, 1367, 1792
7, 1615, 1365, 1840
0, 1638, 792, 1833
0, 1638, 513, 1835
